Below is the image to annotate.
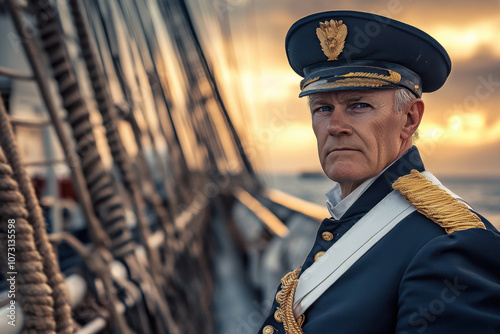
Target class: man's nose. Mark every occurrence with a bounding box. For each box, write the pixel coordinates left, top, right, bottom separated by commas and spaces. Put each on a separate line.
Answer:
327, 110, 352, 136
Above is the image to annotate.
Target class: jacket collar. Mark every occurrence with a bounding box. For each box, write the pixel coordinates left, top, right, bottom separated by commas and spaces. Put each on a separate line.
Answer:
337, 146, 425, 220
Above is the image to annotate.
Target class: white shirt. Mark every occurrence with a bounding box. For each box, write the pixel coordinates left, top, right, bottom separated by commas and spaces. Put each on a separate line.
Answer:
325, 160, 399, 219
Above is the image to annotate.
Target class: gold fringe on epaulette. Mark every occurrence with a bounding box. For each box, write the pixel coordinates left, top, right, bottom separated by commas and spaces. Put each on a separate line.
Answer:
392, 170, 485, 234
277, 268, 304, 334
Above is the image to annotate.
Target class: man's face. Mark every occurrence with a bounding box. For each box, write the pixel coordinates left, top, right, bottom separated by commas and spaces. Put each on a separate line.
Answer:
310, 89, 409, 192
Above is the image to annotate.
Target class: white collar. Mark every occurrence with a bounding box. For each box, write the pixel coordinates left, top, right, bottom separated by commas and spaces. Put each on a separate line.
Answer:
325, 176, 378, 220
325, 159, 398, 220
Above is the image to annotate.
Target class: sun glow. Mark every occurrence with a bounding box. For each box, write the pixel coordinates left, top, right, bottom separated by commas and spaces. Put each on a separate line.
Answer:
430, 20, 500, 60
420, 112, 500, 146
196, 2, 500, 175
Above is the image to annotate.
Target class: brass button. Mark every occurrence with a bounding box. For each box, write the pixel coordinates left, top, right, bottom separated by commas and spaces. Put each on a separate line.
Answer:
274, 307, 282, 323
263, 325, 276, 334
322, 231, 334, 241
314, 251, 326, 261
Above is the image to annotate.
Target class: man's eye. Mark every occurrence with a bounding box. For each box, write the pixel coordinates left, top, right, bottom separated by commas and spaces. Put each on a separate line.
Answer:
353, 103, 371, 109
314, 106, 332, 113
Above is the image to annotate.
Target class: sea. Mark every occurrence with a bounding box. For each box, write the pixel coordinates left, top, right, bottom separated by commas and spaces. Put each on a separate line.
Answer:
261, 173, 500, 230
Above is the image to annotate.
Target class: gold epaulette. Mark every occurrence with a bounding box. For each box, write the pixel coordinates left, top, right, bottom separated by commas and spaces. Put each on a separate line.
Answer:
392, 170, 486, 234
276, 268, 304, 334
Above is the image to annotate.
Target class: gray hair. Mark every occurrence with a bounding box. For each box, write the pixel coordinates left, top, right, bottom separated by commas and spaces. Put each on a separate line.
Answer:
394, 88, 416, 113
394, 88, 419, 139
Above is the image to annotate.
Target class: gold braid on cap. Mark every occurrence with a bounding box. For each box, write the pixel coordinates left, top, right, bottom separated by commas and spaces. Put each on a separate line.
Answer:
392, 170, 486, 234
301, 77, 320, 89
316, 20, 347, 61
277, 268, 304, 334
341, 70, 401, 84
300, 71, 402, 92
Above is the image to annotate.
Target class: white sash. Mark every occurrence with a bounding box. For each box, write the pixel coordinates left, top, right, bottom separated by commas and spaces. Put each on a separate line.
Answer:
293, 171, 468, 317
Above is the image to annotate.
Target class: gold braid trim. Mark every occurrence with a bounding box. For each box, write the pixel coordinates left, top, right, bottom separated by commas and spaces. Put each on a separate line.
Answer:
341, 70, 401, 84
277, 268, 304, 334
301, 77, 320, 89
301, 71, 401, 92
392, 170, 486, 234
302, 78, 391, 92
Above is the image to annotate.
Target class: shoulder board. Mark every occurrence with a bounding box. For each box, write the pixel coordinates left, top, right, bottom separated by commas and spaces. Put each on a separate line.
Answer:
392, 170, 486, 234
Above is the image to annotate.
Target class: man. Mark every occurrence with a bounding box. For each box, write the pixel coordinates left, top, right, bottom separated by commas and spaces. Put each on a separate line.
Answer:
258, 10, 500, 334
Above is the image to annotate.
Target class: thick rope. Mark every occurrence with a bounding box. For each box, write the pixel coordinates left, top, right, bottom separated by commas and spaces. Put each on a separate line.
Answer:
393, 170, 485, 234
6, 1, 133, 331
27, 0, 134, 260
66, 1, 179, 332
0, 97, 72, 333
68, 0, 163, 283
0, 151, 55, 334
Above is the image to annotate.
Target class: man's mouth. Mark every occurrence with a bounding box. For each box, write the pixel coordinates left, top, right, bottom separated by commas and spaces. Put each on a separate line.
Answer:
331, 147, 357, 153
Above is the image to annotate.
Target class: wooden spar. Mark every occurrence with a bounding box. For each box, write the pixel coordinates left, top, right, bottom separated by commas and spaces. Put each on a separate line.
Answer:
265, 188, 329, 222
7, 117, 52, 128
234, 187, 290, 238
0, 66, 33, 80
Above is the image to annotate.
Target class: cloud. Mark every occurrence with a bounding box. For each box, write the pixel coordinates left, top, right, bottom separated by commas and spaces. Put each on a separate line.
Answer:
200, 0, 500, 174
255, 0, 500, 25
246, 0, 500, 63
423, 57, 500, 125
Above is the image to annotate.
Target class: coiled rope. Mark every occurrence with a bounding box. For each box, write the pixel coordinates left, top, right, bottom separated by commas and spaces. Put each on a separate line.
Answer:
0, 96, 74, 333
5, 1, 134, 332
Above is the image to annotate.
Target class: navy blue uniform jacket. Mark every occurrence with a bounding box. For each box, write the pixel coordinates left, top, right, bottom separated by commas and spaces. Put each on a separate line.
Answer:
258, 147, 500, 333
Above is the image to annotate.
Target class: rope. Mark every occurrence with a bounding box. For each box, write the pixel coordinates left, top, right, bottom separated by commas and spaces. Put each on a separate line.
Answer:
3, 0, 111, 251
27, 0, 134, 260
6, 1, 134, 332
68, 0, 161, 279
393, 170, 485, 234
4, 0, 238, 332
48, 232, 150, 334
176, 0, 259, 185
0, 96, 73, 333
0, 154, 55, 334
66, 1, 180, 332
125, 0, 194, 203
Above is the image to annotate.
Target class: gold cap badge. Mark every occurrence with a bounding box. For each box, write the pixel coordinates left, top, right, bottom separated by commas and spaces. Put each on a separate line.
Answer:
316, 20, 348, 61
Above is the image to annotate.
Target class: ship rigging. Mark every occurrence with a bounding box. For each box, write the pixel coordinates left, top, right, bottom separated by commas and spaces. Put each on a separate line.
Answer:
0, 0, 324, 333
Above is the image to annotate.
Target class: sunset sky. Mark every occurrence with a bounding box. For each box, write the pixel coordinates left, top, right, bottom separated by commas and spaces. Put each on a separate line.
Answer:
189, 0, 500, 177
